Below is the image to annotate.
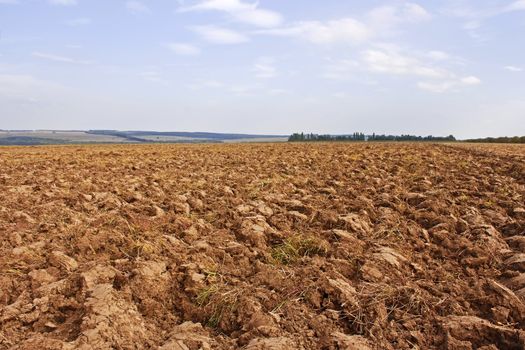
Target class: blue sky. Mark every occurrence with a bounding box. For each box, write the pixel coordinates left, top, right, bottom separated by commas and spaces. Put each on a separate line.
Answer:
0, 0, 524, 138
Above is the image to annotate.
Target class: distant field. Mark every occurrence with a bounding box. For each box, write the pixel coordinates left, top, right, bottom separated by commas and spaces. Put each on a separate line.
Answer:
0, 131, 130, 144
134, 135, 209, 142
0, 130, 287, 145
223, 137, 289, 143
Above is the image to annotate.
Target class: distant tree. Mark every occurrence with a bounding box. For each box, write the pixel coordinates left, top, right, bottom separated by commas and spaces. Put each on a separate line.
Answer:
463, 136, 525, 143
289, 132, 457, 143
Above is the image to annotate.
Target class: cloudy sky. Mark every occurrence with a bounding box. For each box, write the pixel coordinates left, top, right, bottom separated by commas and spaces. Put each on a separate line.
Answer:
0, 0, 524, 138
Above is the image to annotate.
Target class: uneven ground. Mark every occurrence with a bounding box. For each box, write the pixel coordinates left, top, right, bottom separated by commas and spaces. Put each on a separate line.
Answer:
1, 142, 524, 350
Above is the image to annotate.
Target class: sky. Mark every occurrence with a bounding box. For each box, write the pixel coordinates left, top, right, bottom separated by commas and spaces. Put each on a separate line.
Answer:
0, 0, 524, 138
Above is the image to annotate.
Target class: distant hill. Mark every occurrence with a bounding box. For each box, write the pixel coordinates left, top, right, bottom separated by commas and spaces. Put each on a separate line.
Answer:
0, 130, 288, 146
0, 136, 68, 146
87, 130, 285, 142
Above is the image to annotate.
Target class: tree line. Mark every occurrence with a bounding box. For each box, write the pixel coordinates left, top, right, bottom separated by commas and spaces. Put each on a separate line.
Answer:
288, 132, 366, 142
463, 136, 525, 144
288, 133, 456, 142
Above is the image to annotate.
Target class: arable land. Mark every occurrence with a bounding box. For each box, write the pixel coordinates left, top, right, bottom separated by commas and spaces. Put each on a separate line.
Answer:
1, 143, 524, 349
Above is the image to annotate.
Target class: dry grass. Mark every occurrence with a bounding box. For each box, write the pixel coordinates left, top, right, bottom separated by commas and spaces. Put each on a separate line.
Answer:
270, 234, 328, 265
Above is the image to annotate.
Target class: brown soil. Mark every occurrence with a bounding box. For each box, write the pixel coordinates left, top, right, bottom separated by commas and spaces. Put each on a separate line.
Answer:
1, 143, 524, 349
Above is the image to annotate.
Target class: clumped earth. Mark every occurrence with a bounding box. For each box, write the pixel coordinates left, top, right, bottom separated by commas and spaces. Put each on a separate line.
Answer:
1, 142, 525, 349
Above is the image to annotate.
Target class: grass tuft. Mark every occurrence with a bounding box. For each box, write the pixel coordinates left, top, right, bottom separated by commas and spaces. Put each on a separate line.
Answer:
271, 235, 328, 265
195, 284, 220, 307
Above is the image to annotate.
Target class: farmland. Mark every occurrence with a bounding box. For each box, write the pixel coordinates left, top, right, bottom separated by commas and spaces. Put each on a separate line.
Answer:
0, 131, 288, 145
1, 143, 524, 349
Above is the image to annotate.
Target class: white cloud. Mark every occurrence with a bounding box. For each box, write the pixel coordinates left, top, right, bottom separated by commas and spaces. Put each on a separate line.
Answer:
65, 18, 91, 26
444, 5, 494, 39
183, 0, 250, 12
504, 65, 523, 72
259, 18, 371, 45
362, 48, 482, 92
258, 2, 430, 45
323, 46, 480, 93
165, 43, 201, 56
253, 64, 276, 78
367, 2, 431, 31
32, 51, 92, 64
403, 3, 432, 21
126, 1, 150, 14
446, 1, 525, 38
253, 57, 277, 78
504, 0, 525, 12
463, 20, 481, 30
427, 50, 450, 61
233, 8, 283, 28
416, 81, 455, 93
362, 49, 448, 79
191, 25, 249, 44
179, 0, 283, 28
460, 76, 481, 85
417, 76, 481, 93
49, 0, 77, 5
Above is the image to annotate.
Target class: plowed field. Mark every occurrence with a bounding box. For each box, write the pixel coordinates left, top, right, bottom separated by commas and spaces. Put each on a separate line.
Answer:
1, 143, 525, 349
